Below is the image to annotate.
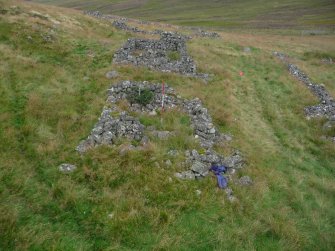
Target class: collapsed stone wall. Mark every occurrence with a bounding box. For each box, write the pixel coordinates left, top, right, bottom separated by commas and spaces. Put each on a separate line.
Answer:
194, 29, 221, 38
113, 32, 208, 79
274, 52, 335, 142
112, 20, 165, 35
76, 109, 145, 154
84, 10, 220, 39
84, 10, 127, 22
76, 81, 245, 198
84, 10, 103, 18
85, 11, 215, 80
84, 11, 169, 36
288, 64, 334, 119
112, 20, 145, 34
84, 10, 154, 27
112, 20, 220, 39
274, 52, 334, 120
78, 81, 223, 150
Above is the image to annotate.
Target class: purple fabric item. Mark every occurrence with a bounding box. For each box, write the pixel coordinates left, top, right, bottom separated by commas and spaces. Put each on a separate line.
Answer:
210, 165, 228, 189
210, 165, 226, 174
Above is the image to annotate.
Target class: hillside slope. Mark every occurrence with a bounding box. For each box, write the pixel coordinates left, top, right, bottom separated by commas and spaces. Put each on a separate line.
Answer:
32, 0, 335, 30
1, 0, 335, 250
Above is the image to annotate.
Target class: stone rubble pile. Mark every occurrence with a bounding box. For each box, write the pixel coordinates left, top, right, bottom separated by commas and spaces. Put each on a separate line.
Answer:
113, 32, 208, 79
183, 98, 219, 149
176, 149, 244, 181
274, 52, 335, 141
176, 149, 222, 179
76, 108, 145, 154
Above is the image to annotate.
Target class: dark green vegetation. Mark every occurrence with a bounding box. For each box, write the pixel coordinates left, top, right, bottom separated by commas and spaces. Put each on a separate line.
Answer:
127, 87, 154, 106
1, 1, 335, 250
32, 0, 335, 31
167, 51, 181, 61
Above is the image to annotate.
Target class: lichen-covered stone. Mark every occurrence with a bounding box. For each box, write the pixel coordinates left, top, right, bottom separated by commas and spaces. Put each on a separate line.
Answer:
239, 176, 253, 186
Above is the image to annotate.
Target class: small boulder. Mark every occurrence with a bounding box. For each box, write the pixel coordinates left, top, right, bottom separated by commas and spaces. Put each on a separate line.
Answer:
209, 128, 216, 134
140, 136, 149, 146
76, 138, 94, 154
225, 187, 236, 202
165, 159, 172, 167
148, 110, 157, 116
221, 134, 233, 142
223, 152, 243, 169
243, 47, 251, 53
168, 149, 179, 156
59, 163, 77, 173
191, 161, 209, 176
239, 176, 253, 186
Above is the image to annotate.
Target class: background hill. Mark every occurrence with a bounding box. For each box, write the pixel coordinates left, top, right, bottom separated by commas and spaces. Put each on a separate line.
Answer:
1, 0, 335, 250
32, 0, 335, 30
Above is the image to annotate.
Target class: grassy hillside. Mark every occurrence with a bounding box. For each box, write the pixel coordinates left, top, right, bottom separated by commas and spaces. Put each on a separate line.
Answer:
32, 0, 335, 30
1, 0, 335, 250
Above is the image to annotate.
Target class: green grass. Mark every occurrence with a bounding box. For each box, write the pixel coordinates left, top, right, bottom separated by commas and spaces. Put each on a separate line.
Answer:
31, 0, 335, 31
0, 1, 335, 250
167, 51, 181, 61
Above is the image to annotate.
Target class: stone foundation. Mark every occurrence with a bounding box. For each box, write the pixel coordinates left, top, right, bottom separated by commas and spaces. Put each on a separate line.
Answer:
76, 81, 243, 184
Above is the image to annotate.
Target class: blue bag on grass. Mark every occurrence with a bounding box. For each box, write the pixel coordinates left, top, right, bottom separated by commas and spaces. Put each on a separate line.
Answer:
210, 165, 228, 189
